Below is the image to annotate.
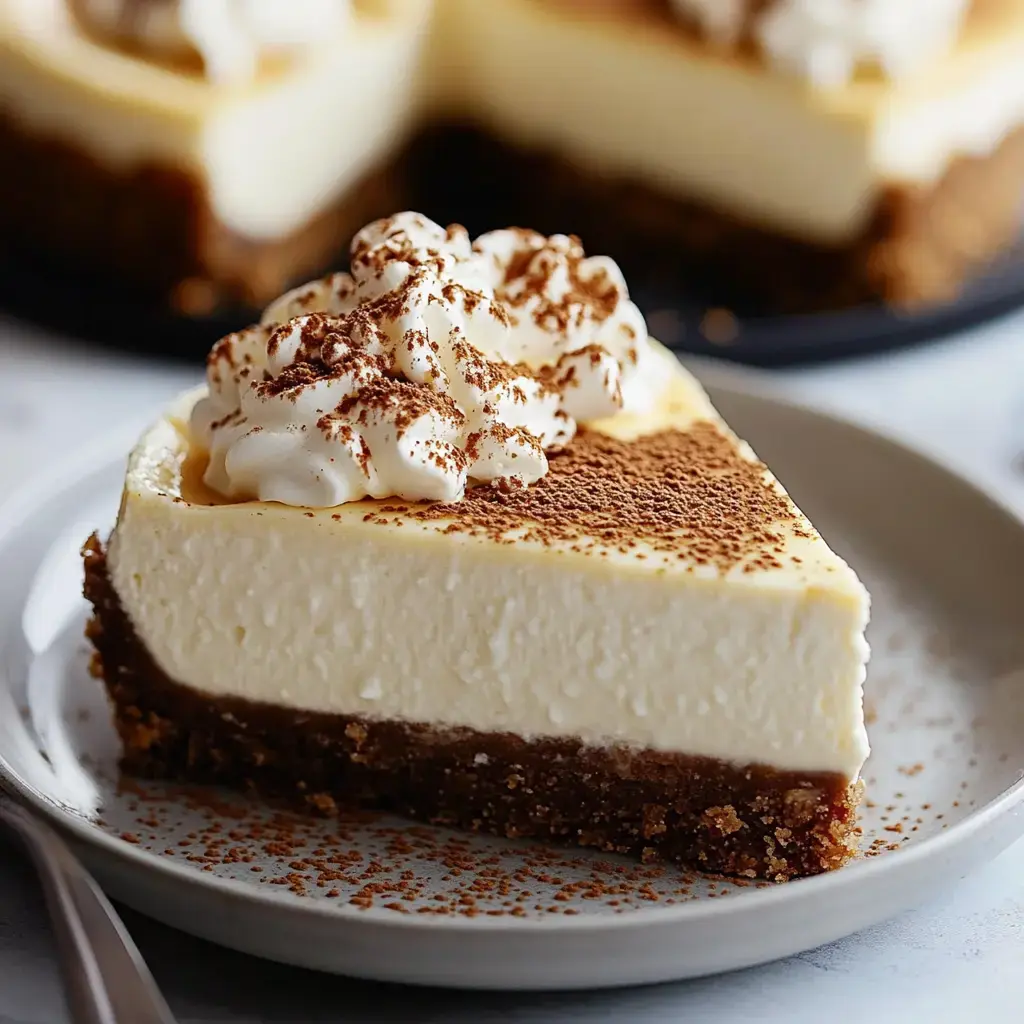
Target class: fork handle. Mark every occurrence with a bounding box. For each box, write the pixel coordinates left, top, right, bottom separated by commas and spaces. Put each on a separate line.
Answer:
0, 799, 176, 1024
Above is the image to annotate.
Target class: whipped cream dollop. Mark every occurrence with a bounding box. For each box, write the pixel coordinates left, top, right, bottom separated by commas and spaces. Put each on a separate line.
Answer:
68, 0, 350, 83
672, 0, 969, 87
758, 0, 970, 88
191, 212, 657, 508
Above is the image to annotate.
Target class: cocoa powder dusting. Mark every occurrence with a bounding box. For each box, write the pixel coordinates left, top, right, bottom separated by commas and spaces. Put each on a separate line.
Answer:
497, 231, 620, 337
412, 421, 809, 573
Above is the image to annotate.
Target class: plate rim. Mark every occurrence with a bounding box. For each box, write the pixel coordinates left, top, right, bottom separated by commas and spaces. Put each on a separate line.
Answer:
1, 383, 1024, 937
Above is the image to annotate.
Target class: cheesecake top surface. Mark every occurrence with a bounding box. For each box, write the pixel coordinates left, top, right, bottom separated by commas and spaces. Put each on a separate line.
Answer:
5, 0, 1023, 114
0, 0, 415, 112
669, 0, 973, 89
129, 365, 865, 598
65, 0, 354, 83
120, 210, 866, 595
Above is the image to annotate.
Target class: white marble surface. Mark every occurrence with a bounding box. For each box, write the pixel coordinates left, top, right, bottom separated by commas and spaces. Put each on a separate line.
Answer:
1, 311, 1023, 1022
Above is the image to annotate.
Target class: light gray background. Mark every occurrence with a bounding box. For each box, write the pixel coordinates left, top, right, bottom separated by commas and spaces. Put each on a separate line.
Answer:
2, 313, 1023, 1022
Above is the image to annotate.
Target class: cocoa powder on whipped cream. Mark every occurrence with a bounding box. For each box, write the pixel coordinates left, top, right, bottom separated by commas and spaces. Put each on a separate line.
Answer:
190, 212, 661, 508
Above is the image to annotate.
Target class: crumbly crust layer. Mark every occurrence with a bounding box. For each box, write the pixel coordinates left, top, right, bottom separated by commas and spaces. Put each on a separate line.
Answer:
4, 106, 1024, 316
83, 534, 861, 881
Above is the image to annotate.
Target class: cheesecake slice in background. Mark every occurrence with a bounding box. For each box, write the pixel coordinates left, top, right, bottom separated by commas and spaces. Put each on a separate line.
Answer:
3, 0, 1024, 316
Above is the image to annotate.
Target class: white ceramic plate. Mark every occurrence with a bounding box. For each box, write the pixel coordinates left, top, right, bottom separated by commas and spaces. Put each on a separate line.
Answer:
1, 385, 1023, 991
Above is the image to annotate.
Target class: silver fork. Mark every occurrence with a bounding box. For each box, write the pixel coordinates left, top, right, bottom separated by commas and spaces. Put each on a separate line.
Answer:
0, 793, 176, 1024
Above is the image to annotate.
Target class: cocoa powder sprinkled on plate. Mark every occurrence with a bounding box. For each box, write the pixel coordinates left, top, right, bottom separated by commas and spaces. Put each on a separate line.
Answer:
106, 781, 735, 917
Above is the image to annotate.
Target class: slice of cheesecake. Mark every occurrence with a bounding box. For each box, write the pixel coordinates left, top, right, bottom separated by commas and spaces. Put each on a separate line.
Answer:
83, 214, 870, 881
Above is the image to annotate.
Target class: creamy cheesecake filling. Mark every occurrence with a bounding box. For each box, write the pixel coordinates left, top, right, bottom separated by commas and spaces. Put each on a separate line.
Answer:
3, 0, 1024, 243
107, 369, 870, 780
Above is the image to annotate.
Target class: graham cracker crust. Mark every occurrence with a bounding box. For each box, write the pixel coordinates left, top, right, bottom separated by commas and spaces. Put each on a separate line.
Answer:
5, 106, 1024, 317
82, 534, 861, 882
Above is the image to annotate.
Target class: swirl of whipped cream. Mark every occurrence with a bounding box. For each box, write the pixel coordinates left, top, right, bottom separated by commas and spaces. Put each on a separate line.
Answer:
262, 213, 495, 327
671, 0, 968, 87
69, 0, 349, 83
265, 216, 655, 422
472, 229, 651, 421
192, 212, 657, 508
757, 0, 969, 87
